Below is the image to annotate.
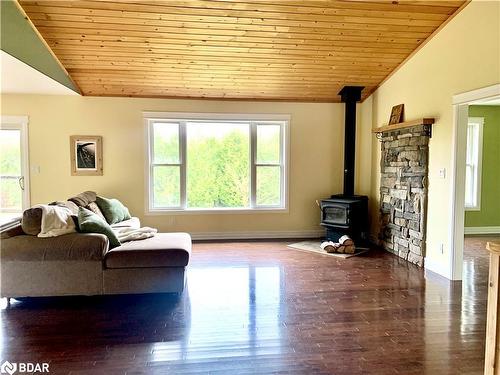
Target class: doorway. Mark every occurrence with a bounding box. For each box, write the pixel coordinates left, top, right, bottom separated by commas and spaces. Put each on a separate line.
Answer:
449, 84, 500, 280
0, 116, 30, 226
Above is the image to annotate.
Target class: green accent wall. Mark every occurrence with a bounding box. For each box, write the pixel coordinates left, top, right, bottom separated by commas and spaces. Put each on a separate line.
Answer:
0, 0, 79, 93
465, 105, 500, 227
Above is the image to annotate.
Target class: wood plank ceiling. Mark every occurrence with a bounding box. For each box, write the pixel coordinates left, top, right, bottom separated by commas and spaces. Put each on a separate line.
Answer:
18, 0, 466, 102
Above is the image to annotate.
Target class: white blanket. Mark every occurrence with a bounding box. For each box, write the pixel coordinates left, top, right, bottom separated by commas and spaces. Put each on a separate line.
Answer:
113, 226, 157, 243
38, 204, 76, 238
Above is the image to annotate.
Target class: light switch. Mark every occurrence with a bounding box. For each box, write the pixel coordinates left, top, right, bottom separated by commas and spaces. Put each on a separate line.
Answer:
439, 168, 446, 179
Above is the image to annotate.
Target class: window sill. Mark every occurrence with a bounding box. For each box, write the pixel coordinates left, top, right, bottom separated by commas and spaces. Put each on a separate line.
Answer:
465, 206, 481, 212
145, 207, 288, 215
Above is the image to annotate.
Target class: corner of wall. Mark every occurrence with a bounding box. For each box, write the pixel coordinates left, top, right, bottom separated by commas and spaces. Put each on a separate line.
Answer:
357, 95, 381, 241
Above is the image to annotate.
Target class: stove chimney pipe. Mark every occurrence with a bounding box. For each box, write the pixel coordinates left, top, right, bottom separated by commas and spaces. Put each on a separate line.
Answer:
338, 86, 364, 197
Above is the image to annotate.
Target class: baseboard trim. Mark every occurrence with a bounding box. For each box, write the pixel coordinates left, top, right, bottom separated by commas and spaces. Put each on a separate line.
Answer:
190, 230, 324, 241
464, 226, 500, 235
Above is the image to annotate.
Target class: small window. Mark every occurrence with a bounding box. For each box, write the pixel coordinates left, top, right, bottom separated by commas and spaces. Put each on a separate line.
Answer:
255, 124, 282, 206
464, 117, 484, 211
151, 122, 182, 208
145, 113, 289, 213
1, 116, 30, 227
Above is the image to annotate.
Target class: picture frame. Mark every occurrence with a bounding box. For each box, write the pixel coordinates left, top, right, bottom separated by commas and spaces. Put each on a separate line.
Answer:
389, 104, 404, 125
70, 135, 103, 176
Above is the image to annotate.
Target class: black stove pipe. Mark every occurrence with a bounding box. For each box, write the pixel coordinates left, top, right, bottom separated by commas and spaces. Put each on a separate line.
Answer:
338, 86, 364, 197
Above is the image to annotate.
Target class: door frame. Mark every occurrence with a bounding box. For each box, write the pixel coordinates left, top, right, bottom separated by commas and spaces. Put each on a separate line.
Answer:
1, 115, 31, 212
449, 84, 500, 280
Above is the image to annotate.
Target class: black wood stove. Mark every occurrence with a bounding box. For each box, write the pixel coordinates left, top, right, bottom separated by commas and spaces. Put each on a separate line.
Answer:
320, 86, 369, 244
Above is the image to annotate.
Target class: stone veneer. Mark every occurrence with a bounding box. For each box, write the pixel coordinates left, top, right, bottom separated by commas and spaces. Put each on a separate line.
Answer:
378, 125, 429, 266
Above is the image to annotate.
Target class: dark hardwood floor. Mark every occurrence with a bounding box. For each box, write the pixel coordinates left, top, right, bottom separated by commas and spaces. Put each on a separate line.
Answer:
0, 238, 496, 374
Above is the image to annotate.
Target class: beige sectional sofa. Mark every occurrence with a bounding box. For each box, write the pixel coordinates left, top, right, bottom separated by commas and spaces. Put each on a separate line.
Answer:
0, 194, 191, 299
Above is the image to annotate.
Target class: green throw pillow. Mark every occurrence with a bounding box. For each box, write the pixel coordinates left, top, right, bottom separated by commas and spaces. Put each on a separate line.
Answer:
77, 207, 121, 249
95, 196, 131, 225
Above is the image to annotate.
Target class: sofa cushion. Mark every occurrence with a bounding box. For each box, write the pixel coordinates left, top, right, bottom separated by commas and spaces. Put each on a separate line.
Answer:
0, 232, 108, 262
110, 217, 141, 230
95, 196, 131, 225
78, 207, 121, 249
68, 191, 97, 207
86, 202, 106, 221
21, 206, 42, 235
105, 233, 191, 269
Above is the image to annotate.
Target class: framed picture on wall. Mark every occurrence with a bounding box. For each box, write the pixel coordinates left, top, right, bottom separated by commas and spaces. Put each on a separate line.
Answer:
389, 104, 405, 125
70, 135, 103, 176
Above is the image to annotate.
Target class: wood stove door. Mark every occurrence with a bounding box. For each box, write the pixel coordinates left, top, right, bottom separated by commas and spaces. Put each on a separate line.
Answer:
322, 205, 349, 226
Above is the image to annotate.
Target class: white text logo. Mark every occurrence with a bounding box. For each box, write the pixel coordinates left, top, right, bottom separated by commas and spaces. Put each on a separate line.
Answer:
0, 361, 49, 374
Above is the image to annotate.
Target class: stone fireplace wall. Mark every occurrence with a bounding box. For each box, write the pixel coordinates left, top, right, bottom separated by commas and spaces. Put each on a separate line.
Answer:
379, 125, 429, 266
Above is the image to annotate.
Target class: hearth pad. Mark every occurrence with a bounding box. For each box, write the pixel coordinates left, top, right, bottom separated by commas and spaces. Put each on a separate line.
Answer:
287, 241, 369, 258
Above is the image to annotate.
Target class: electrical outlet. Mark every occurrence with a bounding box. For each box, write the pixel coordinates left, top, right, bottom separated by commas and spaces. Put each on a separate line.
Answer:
439, 168, 446, 179
440, 243, 445, 254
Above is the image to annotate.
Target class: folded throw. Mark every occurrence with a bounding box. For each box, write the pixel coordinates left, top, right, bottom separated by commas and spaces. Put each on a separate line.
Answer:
113, 226, 157, 243
37, 204, 76, 238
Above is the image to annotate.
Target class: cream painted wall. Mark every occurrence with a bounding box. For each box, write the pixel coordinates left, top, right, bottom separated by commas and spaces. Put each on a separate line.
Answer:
367, 0, 500, 276
1, 94, 373, 236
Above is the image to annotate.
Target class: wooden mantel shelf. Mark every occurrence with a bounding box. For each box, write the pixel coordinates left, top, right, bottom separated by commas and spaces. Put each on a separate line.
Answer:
372, 118, 435, 135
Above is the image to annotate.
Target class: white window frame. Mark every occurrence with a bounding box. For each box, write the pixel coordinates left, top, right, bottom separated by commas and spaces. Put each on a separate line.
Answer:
144, 112, 290, 215
464, 117, 484, 211
0, 116, 31, 224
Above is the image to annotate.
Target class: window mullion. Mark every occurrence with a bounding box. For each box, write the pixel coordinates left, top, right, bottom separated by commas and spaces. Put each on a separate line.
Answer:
255, 163, 281, 167
151, 163, 181, 167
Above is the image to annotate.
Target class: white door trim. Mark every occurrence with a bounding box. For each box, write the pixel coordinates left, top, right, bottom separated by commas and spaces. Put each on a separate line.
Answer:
1, 115, 31, 211
452, 84, 500, 105
448, 83, 500, 281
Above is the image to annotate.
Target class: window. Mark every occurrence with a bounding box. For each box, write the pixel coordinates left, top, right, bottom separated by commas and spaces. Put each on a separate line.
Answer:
464, 117, 484, 211
1, 116, 30, 227
145, 113, 288, 212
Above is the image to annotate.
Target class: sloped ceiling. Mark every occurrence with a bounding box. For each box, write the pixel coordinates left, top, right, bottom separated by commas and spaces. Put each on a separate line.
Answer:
18, 0, 467, 102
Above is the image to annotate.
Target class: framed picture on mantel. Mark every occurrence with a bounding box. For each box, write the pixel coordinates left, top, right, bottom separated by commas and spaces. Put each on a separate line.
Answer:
70, 135, 103, 176
389, 104, 404, 125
